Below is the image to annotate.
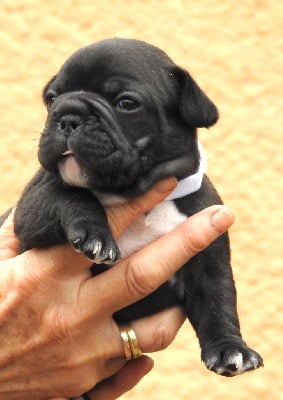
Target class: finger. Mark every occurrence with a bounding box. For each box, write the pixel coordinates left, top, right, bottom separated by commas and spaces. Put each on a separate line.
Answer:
47, 398, 68, 400
86, 355, 154, 400
108, 307, 184, 362
18, 244, 92, 280
0, 209, 20, 261
84, 205, 234, 314
106, 177, 177, 238
87, 307, 185, 362
130, 306, 186, 353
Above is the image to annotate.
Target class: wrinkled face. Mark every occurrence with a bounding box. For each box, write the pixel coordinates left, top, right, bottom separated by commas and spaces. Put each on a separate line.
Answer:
39, 38, 218, 198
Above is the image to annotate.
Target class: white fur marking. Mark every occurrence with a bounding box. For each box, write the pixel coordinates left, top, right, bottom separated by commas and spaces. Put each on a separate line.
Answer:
214, 351, 259, 376
117, 201, 187, 259
215, 352, 243, 375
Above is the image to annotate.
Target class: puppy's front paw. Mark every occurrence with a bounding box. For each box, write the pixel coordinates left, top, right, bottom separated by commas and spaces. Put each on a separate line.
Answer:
202, 342, 263, 377
67, 221, 120, 264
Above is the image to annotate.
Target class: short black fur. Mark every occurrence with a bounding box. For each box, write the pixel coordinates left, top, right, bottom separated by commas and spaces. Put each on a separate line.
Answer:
2, 39, 262, 379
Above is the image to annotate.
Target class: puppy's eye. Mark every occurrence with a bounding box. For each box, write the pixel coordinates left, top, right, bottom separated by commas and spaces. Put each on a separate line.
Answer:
45, 93, 56, 107
116, 98, 140, 111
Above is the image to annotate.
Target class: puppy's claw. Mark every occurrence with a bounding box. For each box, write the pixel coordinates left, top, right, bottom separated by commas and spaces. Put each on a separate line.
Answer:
83, 241, 120, 264
92, 240, 102, 256
109, 248, 114, 260
99, 245, 121, 265
72, 237, 83, 252
108, 248, 120, 262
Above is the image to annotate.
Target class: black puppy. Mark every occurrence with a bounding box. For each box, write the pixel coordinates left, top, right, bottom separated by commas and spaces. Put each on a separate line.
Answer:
7, 39, 262, 377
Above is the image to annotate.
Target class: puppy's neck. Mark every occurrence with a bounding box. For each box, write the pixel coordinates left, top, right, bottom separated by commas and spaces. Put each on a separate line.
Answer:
94, 142, 206, 206
165, 141, 207, 201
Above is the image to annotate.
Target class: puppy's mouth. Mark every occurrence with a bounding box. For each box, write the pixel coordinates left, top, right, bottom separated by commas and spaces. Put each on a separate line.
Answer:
58, 145, 134, 190
58, 144, 147, 194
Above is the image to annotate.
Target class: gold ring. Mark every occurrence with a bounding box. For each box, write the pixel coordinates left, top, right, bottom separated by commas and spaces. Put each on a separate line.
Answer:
119, 325, 142, 361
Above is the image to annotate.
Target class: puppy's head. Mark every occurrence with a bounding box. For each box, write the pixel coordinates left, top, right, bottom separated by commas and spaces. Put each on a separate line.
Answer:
39, 38, 218, 201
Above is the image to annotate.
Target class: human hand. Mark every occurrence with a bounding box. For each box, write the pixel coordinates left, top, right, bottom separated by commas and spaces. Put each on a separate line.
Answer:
0, 178, 234, 400
0, 178, 179, 400
85, 204, 234, 400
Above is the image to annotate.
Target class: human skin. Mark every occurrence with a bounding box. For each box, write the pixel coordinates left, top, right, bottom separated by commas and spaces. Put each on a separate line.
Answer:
0, 177, 234, 399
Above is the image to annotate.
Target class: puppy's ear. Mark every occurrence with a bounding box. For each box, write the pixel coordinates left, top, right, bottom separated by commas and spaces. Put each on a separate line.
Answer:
174, 67, 219, 128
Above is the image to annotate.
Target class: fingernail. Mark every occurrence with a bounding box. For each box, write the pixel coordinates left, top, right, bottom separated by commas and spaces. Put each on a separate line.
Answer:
154, 177, 177, 193
211, 206, 234, 232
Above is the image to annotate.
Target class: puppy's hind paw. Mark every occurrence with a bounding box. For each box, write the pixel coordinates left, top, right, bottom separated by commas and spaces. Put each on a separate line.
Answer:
202, 342, 263, 377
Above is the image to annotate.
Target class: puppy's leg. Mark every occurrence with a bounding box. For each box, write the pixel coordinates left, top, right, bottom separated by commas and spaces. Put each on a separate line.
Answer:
14, 169, 120, 263
179, 234, 263, 376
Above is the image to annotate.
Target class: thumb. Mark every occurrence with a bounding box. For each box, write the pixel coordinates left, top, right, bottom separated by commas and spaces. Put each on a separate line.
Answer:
0, 209, 20, 260
86, 355, 154, 400
106, 177, 177, 238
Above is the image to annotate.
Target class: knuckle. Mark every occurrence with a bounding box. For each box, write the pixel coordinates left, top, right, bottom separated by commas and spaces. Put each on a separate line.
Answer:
16, 253, 50, 295
125, 257, 157, 299
49, 306, 73, 340
126, 198, 146, 217
182, 230, 211, 255
152, 322, 174, 351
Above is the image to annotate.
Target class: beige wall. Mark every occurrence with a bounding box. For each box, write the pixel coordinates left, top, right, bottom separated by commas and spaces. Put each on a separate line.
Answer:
0, 1, 282, 399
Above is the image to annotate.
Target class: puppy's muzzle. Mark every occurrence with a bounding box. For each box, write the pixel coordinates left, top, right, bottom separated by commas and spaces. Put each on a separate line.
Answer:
41, 91, 143, 192
50, 92, 131, 153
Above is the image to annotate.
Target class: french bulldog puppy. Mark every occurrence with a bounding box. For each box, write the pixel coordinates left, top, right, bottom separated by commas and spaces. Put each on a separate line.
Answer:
6, 38, 262, 377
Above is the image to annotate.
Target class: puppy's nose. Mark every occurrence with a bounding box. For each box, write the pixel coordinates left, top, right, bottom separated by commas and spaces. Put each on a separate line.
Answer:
59, 114, 82, 135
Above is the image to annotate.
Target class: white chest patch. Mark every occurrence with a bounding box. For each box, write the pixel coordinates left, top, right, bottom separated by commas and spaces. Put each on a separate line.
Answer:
117, 200, 187, 259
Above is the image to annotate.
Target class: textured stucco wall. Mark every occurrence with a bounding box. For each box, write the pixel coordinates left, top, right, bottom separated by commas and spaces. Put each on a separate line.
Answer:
0, 1, 282, 399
